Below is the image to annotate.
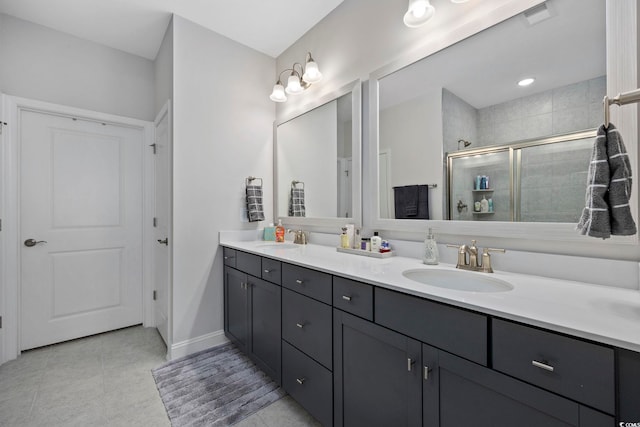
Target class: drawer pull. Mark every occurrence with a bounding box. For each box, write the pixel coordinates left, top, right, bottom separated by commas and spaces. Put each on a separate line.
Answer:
295, 279, 304, 284
296, 377, 306, 385
424, 366, 431, 380
407, 358, 415, 372
342, 295, 352, 301
532, 360, 555, 372
224, 256, 234, 260
296, 323, 305, 329
264, 269, 271, 273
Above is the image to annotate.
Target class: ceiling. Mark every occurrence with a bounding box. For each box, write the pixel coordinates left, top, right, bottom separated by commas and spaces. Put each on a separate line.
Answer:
0, 0, 344, 59
380, 0, 605, 110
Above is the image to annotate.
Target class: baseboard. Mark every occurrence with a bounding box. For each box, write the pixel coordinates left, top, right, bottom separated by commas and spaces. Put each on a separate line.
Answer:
169, 329, 229, 360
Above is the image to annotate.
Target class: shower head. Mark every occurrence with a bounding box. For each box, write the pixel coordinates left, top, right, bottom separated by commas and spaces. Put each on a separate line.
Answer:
458, 139, 472, 149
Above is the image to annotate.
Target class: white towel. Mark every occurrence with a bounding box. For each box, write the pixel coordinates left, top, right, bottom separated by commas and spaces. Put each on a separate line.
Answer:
577, 124, 636, 238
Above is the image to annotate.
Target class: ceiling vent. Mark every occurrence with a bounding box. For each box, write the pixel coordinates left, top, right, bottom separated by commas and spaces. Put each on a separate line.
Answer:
523, 2, 551, 26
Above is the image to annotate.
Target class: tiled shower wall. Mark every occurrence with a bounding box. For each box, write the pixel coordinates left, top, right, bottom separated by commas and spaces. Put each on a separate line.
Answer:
443, 76, 604, 222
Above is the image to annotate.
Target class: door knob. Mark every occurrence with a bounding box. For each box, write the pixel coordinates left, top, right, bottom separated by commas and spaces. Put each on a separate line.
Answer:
157, 238, 169, 245
24, 238, 47, 247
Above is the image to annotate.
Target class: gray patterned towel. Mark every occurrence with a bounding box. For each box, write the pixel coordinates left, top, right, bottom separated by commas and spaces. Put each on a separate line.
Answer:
577, 124, 636, 238
246, 185, 265, 222
288, 187, 306, 217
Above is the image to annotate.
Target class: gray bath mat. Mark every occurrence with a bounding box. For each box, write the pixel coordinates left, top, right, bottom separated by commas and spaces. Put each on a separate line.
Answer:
152, 342, 285, 426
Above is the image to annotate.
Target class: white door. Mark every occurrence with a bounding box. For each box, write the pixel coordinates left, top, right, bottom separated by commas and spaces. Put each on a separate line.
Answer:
0, 94, 5, 362
20, 110, 144, 350
153, 105, 171, 346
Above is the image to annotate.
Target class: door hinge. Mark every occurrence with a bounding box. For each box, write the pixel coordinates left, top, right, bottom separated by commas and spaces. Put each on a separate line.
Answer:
149, 143, 157, 154
0, 316, 2, 329
0, 121, 6, 135
153, 290, 157, 301
0, 219, 2, 231
153, 217, 157, 227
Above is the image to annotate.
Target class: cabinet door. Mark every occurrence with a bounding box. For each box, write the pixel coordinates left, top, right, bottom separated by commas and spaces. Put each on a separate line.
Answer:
439, 351, 582, 427
249, 277, 281, 384
224, 267, 248, 352
334, 310, 421, 427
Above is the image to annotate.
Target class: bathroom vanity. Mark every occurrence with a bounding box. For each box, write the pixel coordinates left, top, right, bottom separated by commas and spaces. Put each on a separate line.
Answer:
221, 240, 640, 427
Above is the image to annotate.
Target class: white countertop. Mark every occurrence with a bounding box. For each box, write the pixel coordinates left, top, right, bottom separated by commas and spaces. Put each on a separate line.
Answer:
220, 239, 640, 353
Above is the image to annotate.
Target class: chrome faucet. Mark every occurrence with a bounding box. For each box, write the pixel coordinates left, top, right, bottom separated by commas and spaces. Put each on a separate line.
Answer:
288, 229, 308, 245
447, 240, 505, 273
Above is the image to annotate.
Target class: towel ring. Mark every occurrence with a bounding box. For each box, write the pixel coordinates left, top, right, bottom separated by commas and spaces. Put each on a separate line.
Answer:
246, 176, 263, 187
291, 180, 305, 190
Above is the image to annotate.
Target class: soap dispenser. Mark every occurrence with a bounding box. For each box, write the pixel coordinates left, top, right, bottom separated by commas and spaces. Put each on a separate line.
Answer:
423, 228, 439, 265
275, 219, 285, 242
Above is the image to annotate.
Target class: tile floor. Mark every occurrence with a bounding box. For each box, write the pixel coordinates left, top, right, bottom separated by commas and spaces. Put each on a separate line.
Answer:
0, 326, 320, 427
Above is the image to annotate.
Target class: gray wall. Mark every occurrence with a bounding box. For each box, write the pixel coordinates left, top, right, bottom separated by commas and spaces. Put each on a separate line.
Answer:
154, 18, 174, 116
0, 13, 155, 121
171, 16, 275, 346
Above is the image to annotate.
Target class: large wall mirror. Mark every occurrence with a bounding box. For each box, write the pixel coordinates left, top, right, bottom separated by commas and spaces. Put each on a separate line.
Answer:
368, 0, 636, 242
275, 80, 362, 229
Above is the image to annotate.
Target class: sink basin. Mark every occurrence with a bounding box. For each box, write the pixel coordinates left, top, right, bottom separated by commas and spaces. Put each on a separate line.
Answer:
256, 243, 300, 250
402, 268, 513, 292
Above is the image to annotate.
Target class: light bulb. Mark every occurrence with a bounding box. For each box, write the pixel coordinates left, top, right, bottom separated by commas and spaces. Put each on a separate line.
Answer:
302, 60, 323, 84
269, 82, 287, 102
518, 78, 535, 87
285, 74, 303, 94
404, 0, 434, 28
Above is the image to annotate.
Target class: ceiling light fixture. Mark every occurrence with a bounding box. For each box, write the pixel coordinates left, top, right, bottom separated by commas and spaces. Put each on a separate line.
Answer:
403, 0, 468, 28
270, 52, 323, 103
518, 77, 535, 87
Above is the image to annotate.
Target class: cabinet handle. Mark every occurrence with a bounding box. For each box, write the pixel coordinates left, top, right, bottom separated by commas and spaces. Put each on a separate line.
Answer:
295, 279, 304, 284
264, 269, 271, 273
224, 256, 235, 260
407, 358, 415, 372
532, 360, 554, 372
240, 282, 245, 289
342, 295, 352, 301
296, 378, 306, 385
296, 323, 305, 329
424, 366, 431, 380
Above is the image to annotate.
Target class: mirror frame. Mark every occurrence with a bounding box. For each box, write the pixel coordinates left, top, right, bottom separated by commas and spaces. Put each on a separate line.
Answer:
275, 79, 362, 230
366, 1, 639, 250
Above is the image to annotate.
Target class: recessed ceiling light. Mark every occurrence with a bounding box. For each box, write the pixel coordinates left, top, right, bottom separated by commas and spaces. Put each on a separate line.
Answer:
518, 78, 535, 87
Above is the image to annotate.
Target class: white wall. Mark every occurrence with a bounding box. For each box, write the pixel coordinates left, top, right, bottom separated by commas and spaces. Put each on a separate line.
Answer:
0, 13, 155, 121
154, 18, 173, 116
379, 91, 443, 220
277, 100, 337, 217
171, 16, 275, 346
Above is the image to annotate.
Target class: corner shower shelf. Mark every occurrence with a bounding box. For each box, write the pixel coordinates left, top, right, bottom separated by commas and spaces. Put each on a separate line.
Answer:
472, 211, 495, 215
472, 189, 493, 192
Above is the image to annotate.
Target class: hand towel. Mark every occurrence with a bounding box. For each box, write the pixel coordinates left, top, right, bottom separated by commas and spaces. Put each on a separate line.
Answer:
393, 185, 430, 220
289, 187, 306, 217
577, 124, 636, 238
246, 185, 265, 222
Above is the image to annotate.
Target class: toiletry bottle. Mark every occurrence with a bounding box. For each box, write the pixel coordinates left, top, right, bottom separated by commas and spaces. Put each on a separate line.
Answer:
340, 227, 350, 249
371, 232, 382, 252
423, 228, 439, 265
275, 219, 285, 242
263, 223, 276, 241
475, 175, 482, 190
474, 200, 481, 212
361, 237, 371, 251
488, 197, 494, 212
480, 196, 489, 213
354, 228, 361, 249
480, 176, 487, 189
485, 175, 490, 189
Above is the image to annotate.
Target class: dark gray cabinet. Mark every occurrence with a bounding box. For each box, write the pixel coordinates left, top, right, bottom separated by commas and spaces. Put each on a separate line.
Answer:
334, 309, 422, 427
224, 257, 281, 383
224, 266, 248, 352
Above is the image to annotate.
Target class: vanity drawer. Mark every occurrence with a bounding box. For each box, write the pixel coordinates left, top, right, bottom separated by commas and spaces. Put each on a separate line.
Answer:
282, 288, 332, 370
492, 319, 615, 414
282, 340, 333, 427
375, 287, 488, 365
332, 276, 373, 321
236, 251, 261, 277
223, 247, 237, 268
282, 263, 332, 304
261, 258, 282, 285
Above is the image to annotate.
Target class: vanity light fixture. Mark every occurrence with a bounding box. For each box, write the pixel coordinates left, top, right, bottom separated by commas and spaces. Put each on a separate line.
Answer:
404, 0, 469, 28
270, 52, 323, 103
518, 77, 535, 87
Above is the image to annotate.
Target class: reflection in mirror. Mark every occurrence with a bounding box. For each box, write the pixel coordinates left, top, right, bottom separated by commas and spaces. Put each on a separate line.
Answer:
276, 92, 353, 219
376, 0, 605, 223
